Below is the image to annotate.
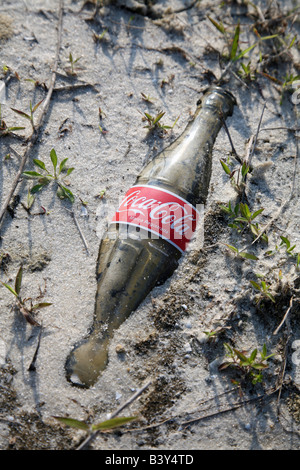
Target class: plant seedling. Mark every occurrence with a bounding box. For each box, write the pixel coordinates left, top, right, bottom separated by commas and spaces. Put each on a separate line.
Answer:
22, 148, 75, 203
96, 189, 106, 199
221, 201, 268, 243
220, 159, 250, 194
207, 15, 278, 63
140, 110, 179, 133
0, 265, 52, 326
141, 92, 155, 103
67, 52, 81, 76
238, 61, 256, 82
279, 236, 297, 256
265, 235, 300, 268
219, 342, 274, 386
279, 73, 300, 105
249, 278, 275, 304
93, 29, 108, 42
203, 325, 229, 342
11, 99, 43, 130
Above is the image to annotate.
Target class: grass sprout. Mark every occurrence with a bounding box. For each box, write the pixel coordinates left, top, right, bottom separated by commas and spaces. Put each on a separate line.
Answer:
250, 278, 275, 304
11, 99, 43, 130
67, 52, 81, 75
140, 110, 179, 133
266, 235, 300, 269
0, 265, 52, 326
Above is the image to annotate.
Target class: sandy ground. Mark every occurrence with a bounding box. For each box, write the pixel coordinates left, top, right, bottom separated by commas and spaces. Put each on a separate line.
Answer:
0, 0, 300, 451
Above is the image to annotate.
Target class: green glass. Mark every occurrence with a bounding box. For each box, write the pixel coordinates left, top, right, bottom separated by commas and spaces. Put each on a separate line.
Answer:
65, 86, 236, 387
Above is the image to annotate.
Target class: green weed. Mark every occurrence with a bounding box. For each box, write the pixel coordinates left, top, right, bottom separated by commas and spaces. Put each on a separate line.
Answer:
220, 158, 250, 195
207, 15, 278, 63
266, 235, 300, 269
11, 99, 43, 130
93, 29, 108, 42
67, 52, 81, 76
141, 92, 155, 103
221, 201, 268, 243
22, 148, 75, 203
250, 277, 275, 304
219, 342, 274, 386
0, 265, 52, 326
140, 110, 179, 133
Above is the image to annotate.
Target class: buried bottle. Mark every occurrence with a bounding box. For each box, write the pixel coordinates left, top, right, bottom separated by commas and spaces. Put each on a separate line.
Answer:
65, 86, 237, 387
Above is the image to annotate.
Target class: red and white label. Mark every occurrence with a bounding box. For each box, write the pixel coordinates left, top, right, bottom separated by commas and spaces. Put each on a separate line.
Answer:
111, 185, 199, 253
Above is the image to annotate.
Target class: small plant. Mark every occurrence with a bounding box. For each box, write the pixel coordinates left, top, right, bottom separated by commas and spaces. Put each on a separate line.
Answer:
0, 265, 52, 326
238, 61, 256, 82
22, 148, 75, 203
93, 29, 108, 42
11, 99, 43, 130
207, 15, 278, 64
219, 342, 274, 386
221, 201, 268, 243
140, 110, 179, 133
67, 52, 81, 75
279, 73, 300, 105
249, 278, 275, 304
203, 325, 229, 342
24, 77, 48, 91
266, 235, 300, 269
220, 159, 250, 194
96, 189, 106, 199
141, 92, 155, 103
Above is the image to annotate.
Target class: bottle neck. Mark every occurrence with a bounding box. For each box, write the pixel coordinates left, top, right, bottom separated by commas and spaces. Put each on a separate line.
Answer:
136, 87, 236, 205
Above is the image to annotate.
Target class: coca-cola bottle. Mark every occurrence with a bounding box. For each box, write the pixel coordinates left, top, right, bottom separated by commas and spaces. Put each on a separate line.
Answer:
65, 86, 236, 387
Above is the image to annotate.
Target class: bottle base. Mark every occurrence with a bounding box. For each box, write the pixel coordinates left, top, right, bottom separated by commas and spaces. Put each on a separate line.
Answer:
65, 333, 109, 388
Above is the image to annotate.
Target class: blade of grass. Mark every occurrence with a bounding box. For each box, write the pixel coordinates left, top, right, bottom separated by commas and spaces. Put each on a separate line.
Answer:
14, 265, 23, 296
207, 15, 225, 34
50, 148, 58, 175
0, 281, 18, 298
91, 416, 137, 432
230, 23, 240, 61
54, 417, 90, 431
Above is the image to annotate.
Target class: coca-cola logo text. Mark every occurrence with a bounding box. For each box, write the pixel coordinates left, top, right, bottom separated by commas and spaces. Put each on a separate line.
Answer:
111, 186, 200, 252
